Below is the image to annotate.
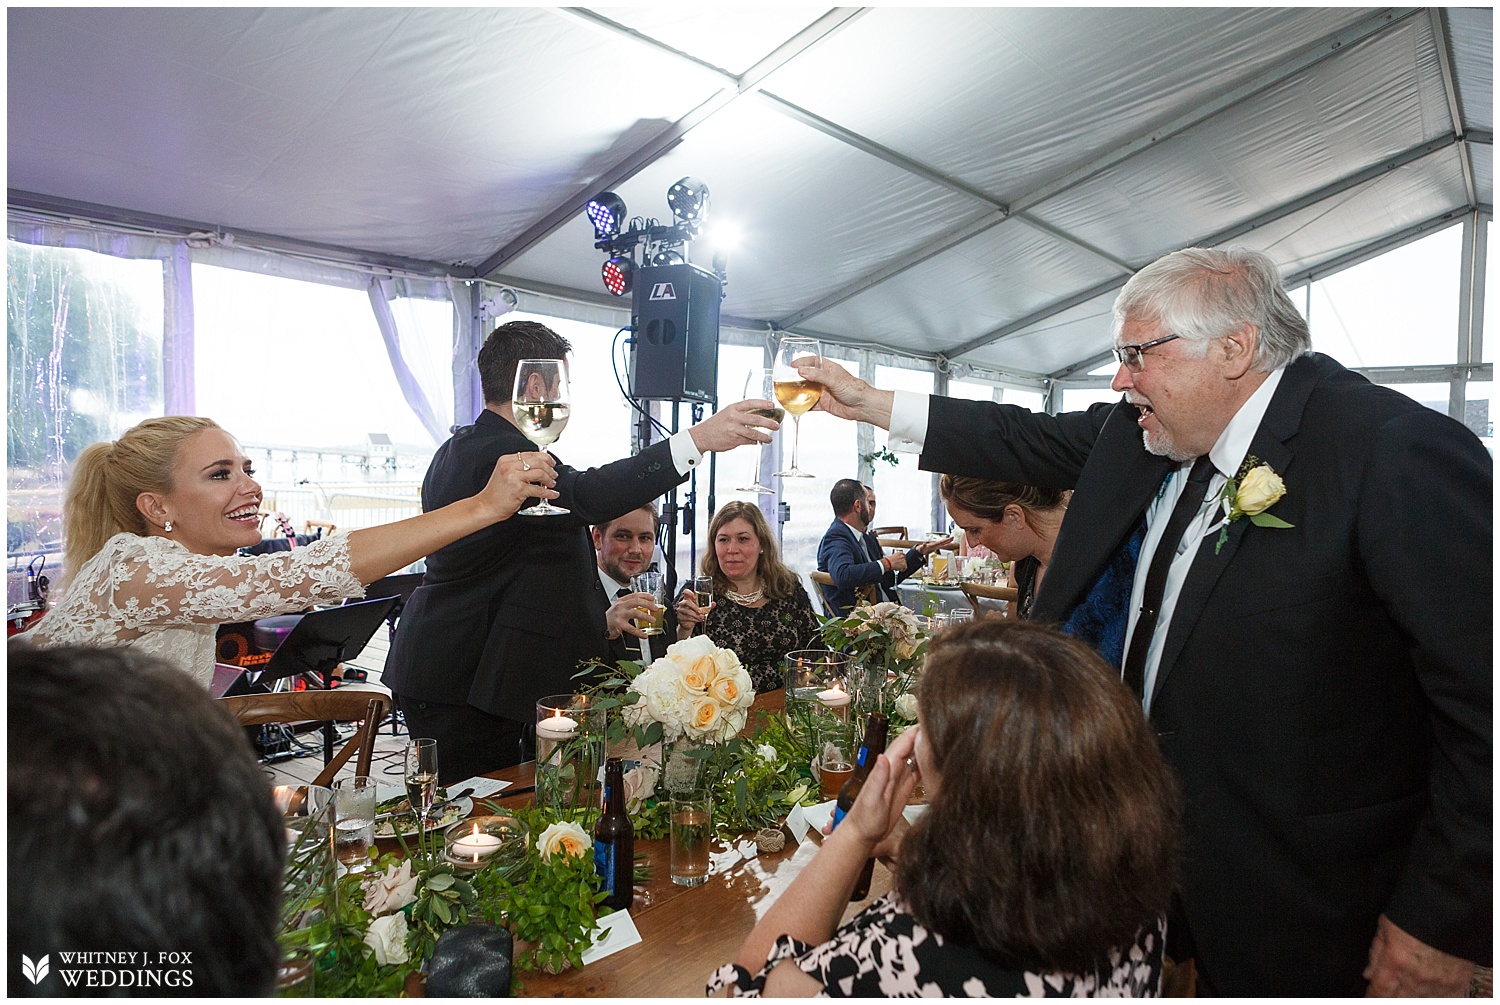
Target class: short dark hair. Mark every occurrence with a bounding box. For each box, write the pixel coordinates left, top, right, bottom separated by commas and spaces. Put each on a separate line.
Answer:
896, 620, 1180, 973
939, 474, 1067, 519
829, 478, 866, 517
477, 320, 571, 405
8, 645, 285, 996
593, 503, 660, 538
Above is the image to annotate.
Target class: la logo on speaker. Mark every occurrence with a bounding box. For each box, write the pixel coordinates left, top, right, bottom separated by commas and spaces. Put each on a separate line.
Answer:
648, 283, 677, 301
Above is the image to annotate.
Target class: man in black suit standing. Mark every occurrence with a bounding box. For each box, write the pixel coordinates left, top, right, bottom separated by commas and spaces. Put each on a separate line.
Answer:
798, 247, 1490, 995
589, 503, 676, 664
385, 320, 775, 783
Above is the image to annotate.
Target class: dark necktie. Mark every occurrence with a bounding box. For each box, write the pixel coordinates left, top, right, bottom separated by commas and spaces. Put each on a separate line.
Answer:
615, 587, 631, 599
1121, 455, 1217, 700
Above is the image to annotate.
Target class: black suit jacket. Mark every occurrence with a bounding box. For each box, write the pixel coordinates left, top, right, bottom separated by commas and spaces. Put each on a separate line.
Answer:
919, 353, 1491, 994
384, 410, 686, 721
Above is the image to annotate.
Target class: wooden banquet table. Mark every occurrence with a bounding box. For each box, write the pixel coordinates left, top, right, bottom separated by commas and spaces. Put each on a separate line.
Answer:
409, 690, 895, 998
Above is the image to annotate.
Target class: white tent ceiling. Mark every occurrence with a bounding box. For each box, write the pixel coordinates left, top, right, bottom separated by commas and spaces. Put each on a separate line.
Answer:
8, 7, 1492, 381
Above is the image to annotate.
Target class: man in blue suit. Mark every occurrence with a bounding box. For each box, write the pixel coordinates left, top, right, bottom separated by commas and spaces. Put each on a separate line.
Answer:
816, 478, 946, 615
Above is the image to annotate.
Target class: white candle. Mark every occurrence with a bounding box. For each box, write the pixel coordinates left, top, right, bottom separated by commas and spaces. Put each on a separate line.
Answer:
817, 685, 851, 709
452, 826, 503, 859
536, 714, 579, 740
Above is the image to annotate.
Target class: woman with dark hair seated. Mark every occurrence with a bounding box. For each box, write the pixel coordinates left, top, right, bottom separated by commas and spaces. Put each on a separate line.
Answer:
709, 619, 1180, 997
674, 501, 821, 693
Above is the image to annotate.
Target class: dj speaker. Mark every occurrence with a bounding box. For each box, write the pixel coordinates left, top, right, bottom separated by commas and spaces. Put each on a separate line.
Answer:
630, 264, 721, 402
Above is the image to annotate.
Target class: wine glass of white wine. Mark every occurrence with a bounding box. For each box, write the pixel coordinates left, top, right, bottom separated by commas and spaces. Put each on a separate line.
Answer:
737, 368, 780, 494
773, 337, 822, 478
512, 358, 571, 516
404, 738, 439, 851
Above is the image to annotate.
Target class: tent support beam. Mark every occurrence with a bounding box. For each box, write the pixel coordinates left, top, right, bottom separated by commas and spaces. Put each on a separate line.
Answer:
768, 7, 1421, 331
1428, 7, 1478, 210
474, 7, 865, 279
1046, 205, 1487, 382
8, 190, 465, 279
944, 132, 1479, 361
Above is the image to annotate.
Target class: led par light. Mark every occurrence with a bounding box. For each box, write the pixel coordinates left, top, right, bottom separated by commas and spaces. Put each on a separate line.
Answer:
666, 177, 709, 223
602, 255, 634, 296
585, 192, 627, 240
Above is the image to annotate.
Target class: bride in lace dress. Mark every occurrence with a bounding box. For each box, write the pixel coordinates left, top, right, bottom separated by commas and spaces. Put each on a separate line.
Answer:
27, 416, 557, 686
708, 619, 1179, 997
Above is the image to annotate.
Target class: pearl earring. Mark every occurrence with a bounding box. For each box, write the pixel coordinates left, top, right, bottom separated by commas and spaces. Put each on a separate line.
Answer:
164, 520, 173, 532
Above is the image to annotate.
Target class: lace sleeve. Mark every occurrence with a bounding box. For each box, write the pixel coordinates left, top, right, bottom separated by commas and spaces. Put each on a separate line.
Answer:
704, 934, 820, 997
46, 534, 365, 643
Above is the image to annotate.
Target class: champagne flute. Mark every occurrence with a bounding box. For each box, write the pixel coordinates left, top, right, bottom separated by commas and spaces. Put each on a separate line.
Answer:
773, 337, 822, 478
512, 358, 571, 516
737, 368, 779, 494
404, 738, 439, 852
689, 575, 715, 635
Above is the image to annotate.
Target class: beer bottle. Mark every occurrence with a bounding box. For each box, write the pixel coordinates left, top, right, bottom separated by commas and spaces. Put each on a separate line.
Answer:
829, 712, 889, 901
594, 757, 634, 910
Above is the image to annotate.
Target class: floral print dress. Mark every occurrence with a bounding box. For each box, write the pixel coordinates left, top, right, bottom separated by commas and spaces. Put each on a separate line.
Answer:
700, 590, 823, 693
706, 891, 1164, 997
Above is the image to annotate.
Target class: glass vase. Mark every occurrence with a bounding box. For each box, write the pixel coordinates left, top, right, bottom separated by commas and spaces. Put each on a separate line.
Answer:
535, 694, 607, 815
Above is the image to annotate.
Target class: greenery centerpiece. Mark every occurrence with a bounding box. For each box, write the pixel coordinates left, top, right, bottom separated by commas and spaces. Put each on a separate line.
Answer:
819, 601, 928, 731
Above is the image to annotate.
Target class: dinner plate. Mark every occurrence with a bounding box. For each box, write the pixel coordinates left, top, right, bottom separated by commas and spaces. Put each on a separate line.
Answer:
374, 797, 473, 838
805, 799, 927, 836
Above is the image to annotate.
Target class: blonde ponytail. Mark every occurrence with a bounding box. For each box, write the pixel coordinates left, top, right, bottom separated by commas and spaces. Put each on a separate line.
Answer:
61, 416, 222, 589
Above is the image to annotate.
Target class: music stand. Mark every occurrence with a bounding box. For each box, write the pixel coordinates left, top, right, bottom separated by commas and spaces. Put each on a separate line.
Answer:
251, 596, 399, 763
254, 596, 399, 686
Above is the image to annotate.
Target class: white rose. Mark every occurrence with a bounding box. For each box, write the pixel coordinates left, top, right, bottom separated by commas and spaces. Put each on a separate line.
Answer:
710, 647, 742, 677
362, 859, 419, 916
536, 820, 592, 862
869, 601, 901, 619
756, 743, 778, 764
895, 693, 919, 721
623, 757, 660, 813
364, 911, 410, 966
664, 635, 716, 662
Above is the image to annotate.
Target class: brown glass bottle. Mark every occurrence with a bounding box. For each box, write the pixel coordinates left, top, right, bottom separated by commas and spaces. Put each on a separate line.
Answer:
594, 757, 634, 910
829, 712, 889, 901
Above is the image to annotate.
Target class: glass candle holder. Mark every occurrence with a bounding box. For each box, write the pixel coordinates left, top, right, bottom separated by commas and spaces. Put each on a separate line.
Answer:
783, 649, 852, 763
442, 815, 530, 876
535, 694, 607, 814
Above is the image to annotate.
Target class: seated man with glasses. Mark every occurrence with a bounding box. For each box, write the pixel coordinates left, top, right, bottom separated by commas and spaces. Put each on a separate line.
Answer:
791, 246, 1490, 997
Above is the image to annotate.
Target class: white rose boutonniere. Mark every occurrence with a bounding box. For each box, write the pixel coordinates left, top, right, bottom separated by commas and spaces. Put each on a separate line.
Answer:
1216, 457, 1293, 554
364, 911, 410, 966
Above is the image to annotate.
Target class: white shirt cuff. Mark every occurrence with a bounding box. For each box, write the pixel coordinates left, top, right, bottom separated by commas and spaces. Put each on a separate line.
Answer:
887, 390, 930, 454
669, 430, 704, 475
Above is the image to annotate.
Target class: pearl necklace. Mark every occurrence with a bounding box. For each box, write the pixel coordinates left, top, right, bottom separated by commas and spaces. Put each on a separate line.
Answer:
725, 587, 765, 605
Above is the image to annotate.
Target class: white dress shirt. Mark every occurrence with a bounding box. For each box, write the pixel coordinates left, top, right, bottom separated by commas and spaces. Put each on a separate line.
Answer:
668, 430, 705, 474
888, 368, 1285, 712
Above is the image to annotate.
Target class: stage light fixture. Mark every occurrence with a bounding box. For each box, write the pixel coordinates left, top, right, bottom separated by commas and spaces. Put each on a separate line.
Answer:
586, 192, 627, 239
602, 256, 634, 296
666, 177, 710, 223
651, 248, 685, 267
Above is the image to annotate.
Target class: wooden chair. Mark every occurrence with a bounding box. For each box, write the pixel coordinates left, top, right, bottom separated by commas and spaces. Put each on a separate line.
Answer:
960, 581, 1020, 618
870, 525, 907, 540
878, 538, 960, 553
221, 687, 392, 787
809, 570, 876, 617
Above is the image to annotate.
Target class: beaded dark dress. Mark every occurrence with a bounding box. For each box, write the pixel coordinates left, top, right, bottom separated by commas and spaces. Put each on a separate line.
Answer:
700, 589, 822, 693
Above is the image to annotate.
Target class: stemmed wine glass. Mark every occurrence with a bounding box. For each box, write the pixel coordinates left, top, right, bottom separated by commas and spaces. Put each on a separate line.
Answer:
737, 368, 779, 494
773, 337, 822, 478
512, 358, 571, 516
404, 738, 439, 852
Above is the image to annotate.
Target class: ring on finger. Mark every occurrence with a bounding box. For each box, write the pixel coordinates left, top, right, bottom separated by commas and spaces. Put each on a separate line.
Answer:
904, 756, 917, 769
522, 460, 531, 470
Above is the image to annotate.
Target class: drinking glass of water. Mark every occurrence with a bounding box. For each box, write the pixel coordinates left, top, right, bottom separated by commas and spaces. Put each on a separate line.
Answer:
333, 776, 376, 874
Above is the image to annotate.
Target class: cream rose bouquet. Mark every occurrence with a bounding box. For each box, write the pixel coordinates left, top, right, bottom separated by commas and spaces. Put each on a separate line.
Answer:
621, 635, 754, 744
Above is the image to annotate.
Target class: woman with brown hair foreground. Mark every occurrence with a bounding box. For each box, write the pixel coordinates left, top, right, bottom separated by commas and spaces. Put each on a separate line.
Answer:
710, 619, 1180, 996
